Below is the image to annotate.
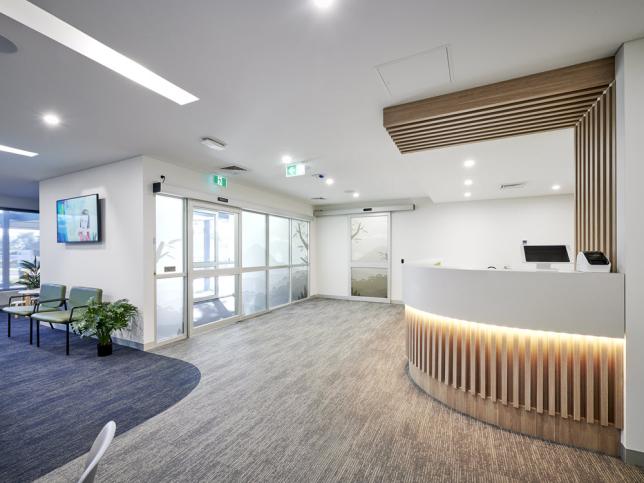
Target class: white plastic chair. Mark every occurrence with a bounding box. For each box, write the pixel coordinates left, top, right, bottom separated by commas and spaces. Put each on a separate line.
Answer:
77, 421, 116, 483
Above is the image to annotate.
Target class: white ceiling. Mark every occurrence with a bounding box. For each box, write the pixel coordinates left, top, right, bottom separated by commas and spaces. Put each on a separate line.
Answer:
0, 0, 642, 204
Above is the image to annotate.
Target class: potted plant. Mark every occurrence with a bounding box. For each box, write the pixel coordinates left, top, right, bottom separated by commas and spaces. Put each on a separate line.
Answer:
17, 257, 40, 289
75, 299, 138, 357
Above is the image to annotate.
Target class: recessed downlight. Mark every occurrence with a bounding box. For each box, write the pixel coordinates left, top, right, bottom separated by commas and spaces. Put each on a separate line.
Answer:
325, 178, 334, 186
0, 143, 38, 157
353, 192, 360, 198
552, 184, 561, 191
0, 0, 198, 105
464, 159, 475, 168
42, 113, 61, 126
464, 179, 473, 186
281, 155, 293, 164
464, 192, 472, 198
313, 0, 334, 9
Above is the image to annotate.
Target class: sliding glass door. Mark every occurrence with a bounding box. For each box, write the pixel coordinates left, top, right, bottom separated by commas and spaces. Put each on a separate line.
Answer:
188, 201, 241, 333
349, 213, 390, 302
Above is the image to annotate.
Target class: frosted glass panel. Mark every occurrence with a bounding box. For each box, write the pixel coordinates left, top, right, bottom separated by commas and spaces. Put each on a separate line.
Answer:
242, 270, 267, 315
291, 267, 308, 302
351, 216, 388, 263
155, 196, 184, 274
351, 268, 387, 298
269, 216, 289, 266
242, 212, 266, 268
269, 268, 289, 308
291, 220, 309, 265
156, 277, 184, 341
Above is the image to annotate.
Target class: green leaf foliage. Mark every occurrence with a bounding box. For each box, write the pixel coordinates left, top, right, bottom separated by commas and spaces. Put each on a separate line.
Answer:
74, 298, 139, 346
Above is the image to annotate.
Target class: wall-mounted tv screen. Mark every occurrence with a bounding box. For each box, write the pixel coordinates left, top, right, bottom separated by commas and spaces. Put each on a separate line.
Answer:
56, 194, 101, 243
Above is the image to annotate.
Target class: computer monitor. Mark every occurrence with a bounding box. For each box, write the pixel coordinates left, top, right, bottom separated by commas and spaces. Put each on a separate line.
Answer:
521, 244, 571, 270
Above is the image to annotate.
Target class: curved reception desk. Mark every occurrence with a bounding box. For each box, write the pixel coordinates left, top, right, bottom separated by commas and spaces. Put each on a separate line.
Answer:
404, 264, 625, 456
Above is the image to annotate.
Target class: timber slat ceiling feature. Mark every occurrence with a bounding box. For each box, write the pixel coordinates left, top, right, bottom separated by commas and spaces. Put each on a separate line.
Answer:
383, 57, 614, 153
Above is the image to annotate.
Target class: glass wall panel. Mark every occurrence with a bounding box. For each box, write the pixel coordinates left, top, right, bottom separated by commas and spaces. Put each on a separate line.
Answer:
242, 270, 267, 315
291, 267, 309, 302
216, 212, 236, 268
269, 216, 289, 266
351, 268, 388, 298
291, 220, 309, 266
268, 268, 289, 308
3, 211, 40, 289
351, 215, 388, 263
192, 275, 237, 326
155, 196, 183, 274
192, 210, 216, 270
156, 277, 184, 340
242, 212, 266, 268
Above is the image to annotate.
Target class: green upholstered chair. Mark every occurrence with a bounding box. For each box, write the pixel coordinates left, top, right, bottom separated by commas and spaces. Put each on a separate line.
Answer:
2, 284, 66, 344
32, 286, 103, 355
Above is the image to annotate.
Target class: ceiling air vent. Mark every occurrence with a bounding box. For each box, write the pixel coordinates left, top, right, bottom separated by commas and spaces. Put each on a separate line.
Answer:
499, 182, 527, 191
221, 165, 248, 172
311, 197, 327, 201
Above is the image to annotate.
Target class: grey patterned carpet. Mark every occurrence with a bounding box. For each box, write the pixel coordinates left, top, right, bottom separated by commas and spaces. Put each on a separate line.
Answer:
37, 299, 644, 482
0, 318, 201, 482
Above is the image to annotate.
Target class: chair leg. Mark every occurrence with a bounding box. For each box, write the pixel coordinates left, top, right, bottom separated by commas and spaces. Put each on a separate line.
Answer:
29, 317, 33, 345
66, 324, 69, 356
36, 320, 40, 347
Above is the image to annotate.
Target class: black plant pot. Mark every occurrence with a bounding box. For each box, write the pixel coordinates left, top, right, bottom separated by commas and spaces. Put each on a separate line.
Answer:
97, 340, 113, 357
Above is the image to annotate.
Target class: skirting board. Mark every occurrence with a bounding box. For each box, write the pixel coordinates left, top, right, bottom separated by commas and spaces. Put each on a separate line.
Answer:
621, 445, 644, 468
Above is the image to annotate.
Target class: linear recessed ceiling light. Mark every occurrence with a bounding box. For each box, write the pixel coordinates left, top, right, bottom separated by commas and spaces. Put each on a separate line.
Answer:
201, 137, 226, 151
0, 0, 198, 105
0, 143, 38, 157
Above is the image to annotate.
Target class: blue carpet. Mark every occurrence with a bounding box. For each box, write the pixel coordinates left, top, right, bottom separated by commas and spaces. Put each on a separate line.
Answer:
0, 317, 201, 482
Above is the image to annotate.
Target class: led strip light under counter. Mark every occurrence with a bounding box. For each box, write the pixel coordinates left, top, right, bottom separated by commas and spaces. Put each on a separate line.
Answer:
405, 305, 624, 456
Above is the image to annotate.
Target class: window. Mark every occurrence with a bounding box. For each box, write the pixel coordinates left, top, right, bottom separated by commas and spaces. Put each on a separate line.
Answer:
0, 210, 40, 290
268, 216, 289, 266
242, 212, 266, 268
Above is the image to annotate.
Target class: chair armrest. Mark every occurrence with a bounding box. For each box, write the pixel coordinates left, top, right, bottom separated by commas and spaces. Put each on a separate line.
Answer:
34, 298, 68, 313
8, 294, 29, 305
70, 305, 89, 321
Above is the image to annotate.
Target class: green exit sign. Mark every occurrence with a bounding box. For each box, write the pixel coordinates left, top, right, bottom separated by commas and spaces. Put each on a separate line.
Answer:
285, 163, 305, 177
213, 175, 228, 188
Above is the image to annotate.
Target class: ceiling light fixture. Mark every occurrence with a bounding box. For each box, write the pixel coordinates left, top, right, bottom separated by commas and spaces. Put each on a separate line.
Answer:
313, 0, 334, 9
281, 155, 293, 164
464, 179, 473, 186
42, 112, 61, 126
464, 192, 472, 198
201, 137, 226, 151
552, 184, 561, 191
0, 0, 198, 105
353, 192, 360, 198
325, 178, 334, 185
464, 159, 476, 168
0, 143, 38, 157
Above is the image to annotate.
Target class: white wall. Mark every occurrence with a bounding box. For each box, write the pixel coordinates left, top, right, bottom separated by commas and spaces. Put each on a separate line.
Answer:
315, 195, 574, 301
616, 38, 644, 461
39, 157, 147, 343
